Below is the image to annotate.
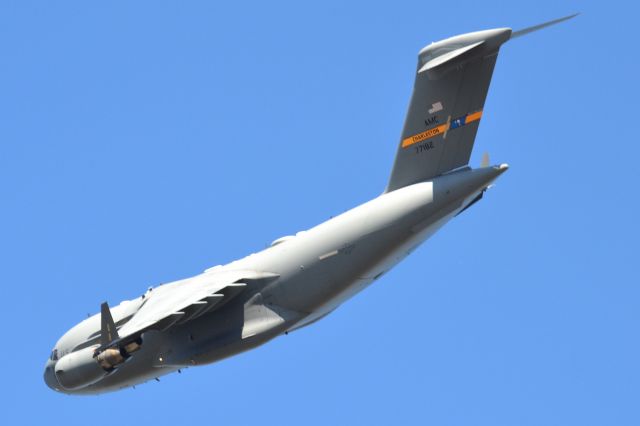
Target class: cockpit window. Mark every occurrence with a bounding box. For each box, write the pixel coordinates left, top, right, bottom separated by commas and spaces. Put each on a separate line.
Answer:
50, 349, 58, 361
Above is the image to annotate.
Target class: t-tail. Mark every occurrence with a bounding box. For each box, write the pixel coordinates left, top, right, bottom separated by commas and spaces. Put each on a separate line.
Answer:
385, 14, 578, 193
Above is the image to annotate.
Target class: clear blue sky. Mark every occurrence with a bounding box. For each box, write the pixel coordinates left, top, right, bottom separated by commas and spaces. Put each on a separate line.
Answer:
2, 1, 638, 425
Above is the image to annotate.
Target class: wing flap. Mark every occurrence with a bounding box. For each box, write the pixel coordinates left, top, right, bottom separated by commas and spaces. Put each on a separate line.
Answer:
115, 271, 272, 342
176, 301, 209, 324
510, 13, 578, 39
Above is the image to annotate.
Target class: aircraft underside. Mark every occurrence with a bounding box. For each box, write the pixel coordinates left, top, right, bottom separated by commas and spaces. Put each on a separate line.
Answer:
44, 14, 575, 394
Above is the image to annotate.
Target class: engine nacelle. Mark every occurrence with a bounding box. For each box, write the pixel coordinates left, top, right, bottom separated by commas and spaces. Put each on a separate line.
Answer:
54, 346, 108, 390
54, 338, 142, 390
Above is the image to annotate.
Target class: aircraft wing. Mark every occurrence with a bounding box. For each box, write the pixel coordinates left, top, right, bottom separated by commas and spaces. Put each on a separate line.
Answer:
108, 269, 277, 347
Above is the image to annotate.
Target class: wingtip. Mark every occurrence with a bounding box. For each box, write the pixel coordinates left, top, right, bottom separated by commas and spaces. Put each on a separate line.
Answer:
510, 13, 579, 40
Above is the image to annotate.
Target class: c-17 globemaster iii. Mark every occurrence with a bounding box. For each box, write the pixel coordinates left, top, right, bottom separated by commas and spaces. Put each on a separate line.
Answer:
44, 15, 576, 394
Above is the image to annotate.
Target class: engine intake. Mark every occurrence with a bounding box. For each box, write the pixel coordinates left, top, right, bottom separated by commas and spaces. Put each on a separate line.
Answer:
54, 338, 142, 390
54, 346, 108, 390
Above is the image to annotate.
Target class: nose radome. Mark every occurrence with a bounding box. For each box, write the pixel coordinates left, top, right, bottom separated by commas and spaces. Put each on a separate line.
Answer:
44, 360, 61, 392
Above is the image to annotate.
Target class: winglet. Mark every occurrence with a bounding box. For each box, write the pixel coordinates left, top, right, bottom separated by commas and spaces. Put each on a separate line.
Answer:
510, 13, 579, 40
100, 302, 119, 346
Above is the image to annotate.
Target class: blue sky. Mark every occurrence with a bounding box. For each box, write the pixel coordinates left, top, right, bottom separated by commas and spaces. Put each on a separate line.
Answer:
1, 1, 638, 425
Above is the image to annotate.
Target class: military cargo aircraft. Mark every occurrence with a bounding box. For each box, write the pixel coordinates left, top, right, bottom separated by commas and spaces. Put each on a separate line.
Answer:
44, 15, 576, 394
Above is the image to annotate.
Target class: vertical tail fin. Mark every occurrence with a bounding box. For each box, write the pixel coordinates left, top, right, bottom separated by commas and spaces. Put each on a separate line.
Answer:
385, 27, 510, 192
385, 15, 577, 193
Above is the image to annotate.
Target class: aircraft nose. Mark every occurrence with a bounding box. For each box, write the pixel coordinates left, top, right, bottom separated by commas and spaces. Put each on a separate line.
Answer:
44, 360, 61, 392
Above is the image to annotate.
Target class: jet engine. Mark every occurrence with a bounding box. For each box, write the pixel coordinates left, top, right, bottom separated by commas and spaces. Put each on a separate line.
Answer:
54, 346, 108, 390
54, 339, 142, 390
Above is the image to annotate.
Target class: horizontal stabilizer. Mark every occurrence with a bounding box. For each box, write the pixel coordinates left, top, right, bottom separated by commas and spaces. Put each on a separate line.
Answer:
419, 41, 485, 78
510, 13, 579, 40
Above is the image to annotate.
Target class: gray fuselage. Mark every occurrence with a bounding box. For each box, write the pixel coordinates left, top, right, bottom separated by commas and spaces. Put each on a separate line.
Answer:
44, 165, 506, 394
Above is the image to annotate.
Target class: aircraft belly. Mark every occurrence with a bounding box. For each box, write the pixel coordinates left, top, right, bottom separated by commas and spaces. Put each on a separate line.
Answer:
44, 13, 580, 395
289, 203, 463, 331
65, 171, 496, 393
259, 183, 436, 313
280, 169, 497, 330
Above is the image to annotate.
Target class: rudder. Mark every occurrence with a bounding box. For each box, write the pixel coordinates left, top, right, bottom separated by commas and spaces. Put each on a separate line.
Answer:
385, 14, 578, 193
386, 27, 510, 192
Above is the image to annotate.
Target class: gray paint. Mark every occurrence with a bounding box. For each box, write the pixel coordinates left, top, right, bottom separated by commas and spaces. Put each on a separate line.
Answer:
43, 15, 576, 395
